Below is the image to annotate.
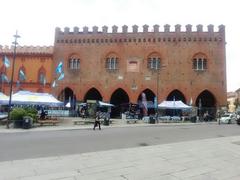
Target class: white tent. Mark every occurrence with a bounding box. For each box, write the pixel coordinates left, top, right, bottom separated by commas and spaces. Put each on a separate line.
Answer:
98, 101, 114, 107
65, 102, 71, 108
12, 90, 63, 106
158, 100, 191, 109
0, 92, 9, 105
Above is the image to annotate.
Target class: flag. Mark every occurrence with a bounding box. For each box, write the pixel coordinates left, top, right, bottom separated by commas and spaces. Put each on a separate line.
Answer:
55, 61, 63, 74
1, 74, 9, 83
141, 92, 148, 116
52, 80, 57, 88
3, 56, 10, 68
19, 70, 26, 80
57, 72, 64, 81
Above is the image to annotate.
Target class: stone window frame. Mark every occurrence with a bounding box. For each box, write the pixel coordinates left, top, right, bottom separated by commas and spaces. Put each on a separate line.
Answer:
147, 52, 162, 71
148, 57, 161, 70
38, 67, 46, 84
105, 57, 119, 71
68, 58, 80, 70
192, 58, 207, 71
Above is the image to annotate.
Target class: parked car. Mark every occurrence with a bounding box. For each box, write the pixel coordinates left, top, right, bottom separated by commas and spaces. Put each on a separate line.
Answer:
219, 113, 237, 124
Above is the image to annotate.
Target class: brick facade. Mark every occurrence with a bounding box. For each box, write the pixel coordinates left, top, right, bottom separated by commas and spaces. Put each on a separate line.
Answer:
0, 24, 227, 117
53, 24, 227, 111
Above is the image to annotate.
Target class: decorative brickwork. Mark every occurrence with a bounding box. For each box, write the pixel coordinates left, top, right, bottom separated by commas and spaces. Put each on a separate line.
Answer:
0, 24, 227, 118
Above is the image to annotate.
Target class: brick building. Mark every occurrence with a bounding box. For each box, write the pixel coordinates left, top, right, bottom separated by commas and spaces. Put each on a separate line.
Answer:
1, 24, 227, 117
0, 46, 53, 93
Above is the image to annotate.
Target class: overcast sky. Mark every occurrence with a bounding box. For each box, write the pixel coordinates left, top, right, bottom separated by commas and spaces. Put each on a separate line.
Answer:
0, 0, 239, 92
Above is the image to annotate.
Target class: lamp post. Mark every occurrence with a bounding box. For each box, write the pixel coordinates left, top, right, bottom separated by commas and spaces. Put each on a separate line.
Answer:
155, 61, 166, 123
6, 31, 20, 129
156, 66, 160, 123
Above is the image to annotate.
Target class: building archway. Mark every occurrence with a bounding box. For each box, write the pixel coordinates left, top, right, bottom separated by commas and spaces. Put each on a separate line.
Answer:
166, 89, 186, 103
84, 88, 102, 102
58, 87, 76, 108
137, 89, 156, 115
196, 90, 216, 120
110, 88, 129, 118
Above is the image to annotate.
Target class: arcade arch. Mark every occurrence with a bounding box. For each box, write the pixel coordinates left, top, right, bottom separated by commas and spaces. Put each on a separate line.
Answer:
110, 88, 129, 118
137, 89, 156, 115
84, 88, 102, 102
196, 90, 216, 119
58, 87, 76, 108
166, 89, 186, 103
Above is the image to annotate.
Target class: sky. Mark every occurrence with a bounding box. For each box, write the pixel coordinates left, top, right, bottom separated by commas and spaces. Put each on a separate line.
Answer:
0, 0, 239, 92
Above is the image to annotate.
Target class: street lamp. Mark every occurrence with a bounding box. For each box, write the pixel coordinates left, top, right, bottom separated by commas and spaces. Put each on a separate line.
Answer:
155, 64, 160, 123
155, 60, 166, 123
6, 31, 20, 129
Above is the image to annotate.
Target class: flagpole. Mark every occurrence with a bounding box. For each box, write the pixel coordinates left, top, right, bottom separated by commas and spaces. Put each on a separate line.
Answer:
6, 31, 20, 129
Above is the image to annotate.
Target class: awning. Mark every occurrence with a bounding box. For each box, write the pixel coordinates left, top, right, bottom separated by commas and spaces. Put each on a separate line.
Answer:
0, 92, 9, 105
11, 90, 63, 106
98, 101, 114, 107
158, 100, 192, 109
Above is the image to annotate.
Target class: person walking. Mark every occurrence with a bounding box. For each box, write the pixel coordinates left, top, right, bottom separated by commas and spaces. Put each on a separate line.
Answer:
93, 111, 101, 130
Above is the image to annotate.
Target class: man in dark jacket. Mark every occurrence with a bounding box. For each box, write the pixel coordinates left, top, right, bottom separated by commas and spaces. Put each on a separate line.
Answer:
93, 111, 101, 130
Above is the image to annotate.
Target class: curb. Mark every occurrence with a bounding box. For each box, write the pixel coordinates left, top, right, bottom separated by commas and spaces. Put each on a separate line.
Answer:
0, 121, 218, 133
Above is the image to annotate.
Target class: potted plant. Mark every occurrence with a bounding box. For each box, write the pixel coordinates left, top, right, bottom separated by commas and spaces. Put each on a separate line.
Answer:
10, 107, 37, 128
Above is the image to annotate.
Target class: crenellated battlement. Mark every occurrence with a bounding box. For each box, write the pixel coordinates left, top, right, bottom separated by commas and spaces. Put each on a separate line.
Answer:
0, 45, 53, 55
54, 24, 225, 45
55, 24, 225, 34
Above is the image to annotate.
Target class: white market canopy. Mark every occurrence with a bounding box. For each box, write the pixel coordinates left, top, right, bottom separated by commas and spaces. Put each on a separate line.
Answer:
0, 92, 9, 105
11, 90, 63, 106
158, 100, 192, 109
98, 101, 114, 107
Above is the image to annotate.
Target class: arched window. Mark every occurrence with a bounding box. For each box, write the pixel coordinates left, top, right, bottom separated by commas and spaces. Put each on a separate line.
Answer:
68, 58, 80, 70
192, 54, 207, 71
39, 72, 45, 84
105, 53, 119, 71
38, 67, 46, 84
147, 53, 161, 70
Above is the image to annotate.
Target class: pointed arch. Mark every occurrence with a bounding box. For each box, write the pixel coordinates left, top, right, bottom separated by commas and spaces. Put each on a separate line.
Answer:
84, 88, 102, 102
196, 90, 216, 108
110, 88, 130, 118
58, 87, 76, 108
38, 66, 46, 84
196, 90, 217, 120
137, 88, 156, 102
166, 89, 186, 103
137, 89, 156, 115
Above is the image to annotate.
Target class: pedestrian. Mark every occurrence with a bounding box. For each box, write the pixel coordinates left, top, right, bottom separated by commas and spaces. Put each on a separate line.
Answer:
93, 111, 101, 130
40, 108, 46, 120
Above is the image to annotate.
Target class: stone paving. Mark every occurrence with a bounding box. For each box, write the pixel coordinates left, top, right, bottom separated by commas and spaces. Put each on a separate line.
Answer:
1, 119, 240, 180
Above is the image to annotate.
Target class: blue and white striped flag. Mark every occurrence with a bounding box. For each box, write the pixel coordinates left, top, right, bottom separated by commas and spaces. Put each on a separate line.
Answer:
3, 56, 10, 68
1, 74, 9, 83
55, 61, 63, 74
57, 72, 64, 81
